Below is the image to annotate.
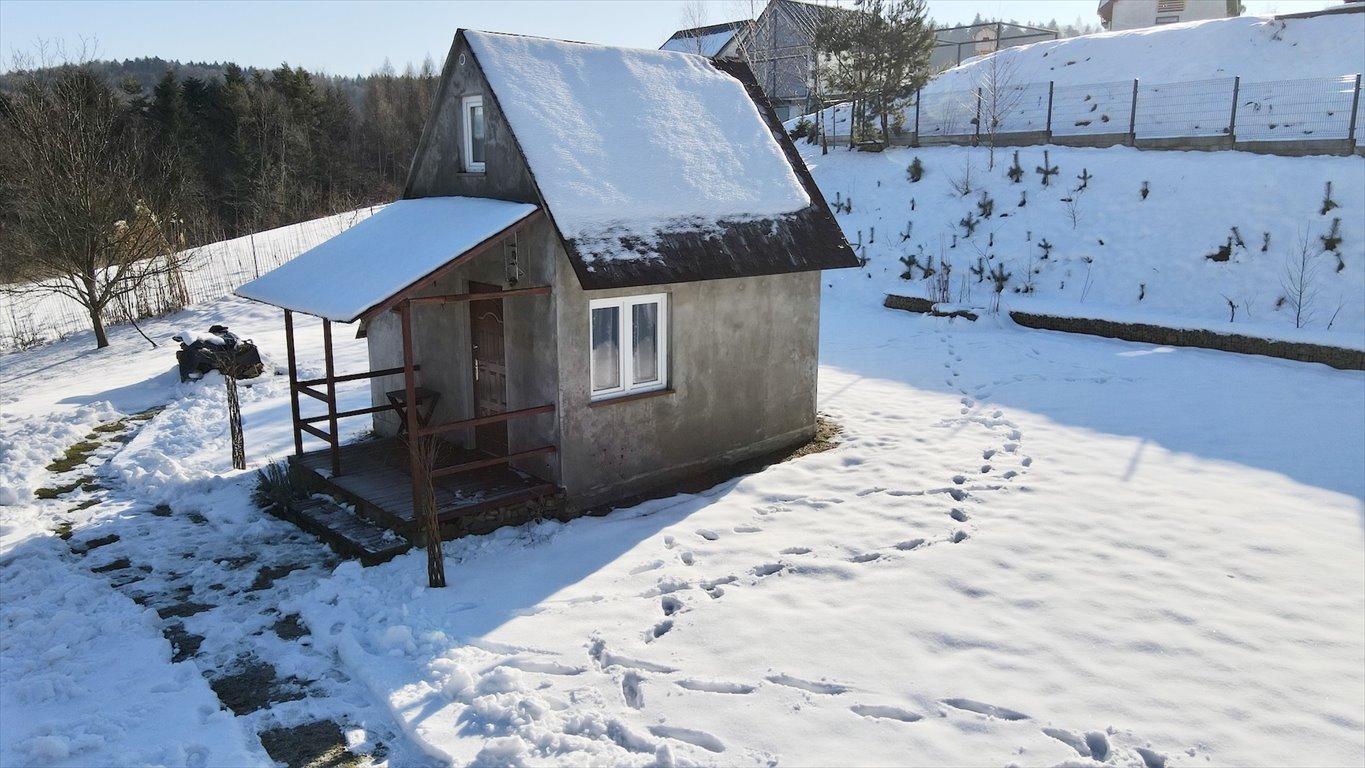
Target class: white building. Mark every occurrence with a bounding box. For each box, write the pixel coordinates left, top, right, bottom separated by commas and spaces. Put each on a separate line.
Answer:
1098, 0, 1239, 30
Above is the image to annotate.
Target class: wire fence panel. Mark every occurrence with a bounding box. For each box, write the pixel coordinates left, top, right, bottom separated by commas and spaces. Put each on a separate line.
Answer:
1050, 80, 1134, 136
917, 89, 977, 137
1135, 77, 1235, 139
1237, 74, 1359, 142
1357, 78, 1365, 144
990, 81, 1052, 134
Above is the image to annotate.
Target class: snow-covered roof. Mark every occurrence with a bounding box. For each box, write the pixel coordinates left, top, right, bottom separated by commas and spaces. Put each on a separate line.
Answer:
660, 22, 747, 57
464, 30, 828, 283
234, 197, 538, 323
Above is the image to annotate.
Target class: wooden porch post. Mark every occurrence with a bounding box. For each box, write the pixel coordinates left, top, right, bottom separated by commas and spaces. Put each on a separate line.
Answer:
399, 300, 422, 506
284, 310, 303, 457
322, 318, 341, 476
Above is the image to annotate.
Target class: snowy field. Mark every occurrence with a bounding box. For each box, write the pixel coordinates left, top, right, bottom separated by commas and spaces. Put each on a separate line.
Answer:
2, 282, 1362, 766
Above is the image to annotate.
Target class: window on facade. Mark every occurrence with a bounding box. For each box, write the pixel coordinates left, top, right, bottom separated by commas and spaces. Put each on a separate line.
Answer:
1156, 0, 1185, 12
590, 294, 668, 400
462, 95, 485, 172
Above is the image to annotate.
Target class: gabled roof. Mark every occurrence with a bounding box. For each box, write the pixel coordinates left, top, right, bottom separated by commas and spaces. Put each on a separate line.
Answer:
660, 20, 749, 57
461, 29, 857, 289
234, 198, 538, 322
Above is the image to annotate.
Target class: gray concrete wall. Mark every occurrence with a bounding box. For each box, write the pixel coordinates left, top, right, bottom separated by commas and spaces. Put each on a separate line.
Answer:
554, 266, 822, 512
406, 35, 541, 204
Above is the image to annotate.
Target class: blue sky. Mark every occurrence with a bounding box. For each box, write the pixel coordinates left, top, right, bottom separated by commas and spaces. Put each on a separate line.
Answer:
0, 0, 1339, 76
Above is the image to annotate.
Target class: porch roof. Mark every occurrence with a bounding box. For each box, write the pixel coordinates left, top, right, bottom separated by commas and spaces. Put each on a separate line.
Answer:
235, 196, 539, 323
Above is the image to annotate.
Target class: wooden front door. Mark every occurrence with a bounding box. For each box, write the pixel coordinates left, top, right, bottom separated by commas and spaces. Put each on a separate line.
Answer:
469, 282, 508, 456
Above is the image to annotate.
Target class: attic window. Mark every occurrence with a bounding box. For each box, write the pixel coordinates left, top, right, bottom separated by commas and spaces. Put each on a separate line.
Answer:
590, 294, 668, 400
462, 95, 485, 172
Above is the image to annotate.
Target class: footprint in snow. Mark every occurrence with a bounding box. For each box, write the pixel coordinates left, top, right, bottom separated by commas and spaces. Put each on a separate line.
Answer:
941, 698, 1028, 720
766, 674, 850, 695
952, 475, 966, 485
647, 620, 673, 642
851, 704, 922, 722
1022, 456, 1033, 467
676, 679, 755, 694
780, 546, 812, 555
950, 531, 970, 543
733, 525, 761, 533
1136, 747, 1167, 768
661, 595, 683, 616
1042, 728, 1111, 758
1002, 470, 1018, 479
949, 509, 969, 522
696, 529, 719, 541
752, 562, 784, 577
1007, 429, 1022, 441
960, 397, 974, 407
663, 535, 675, 549
895, 539, 926, 551
980, 464, 992, 473
622, 670, 645, 709
649, 725, 725, 753
982, 448, 996, 460
679, 551, 695, 566
848, 552, 880, 564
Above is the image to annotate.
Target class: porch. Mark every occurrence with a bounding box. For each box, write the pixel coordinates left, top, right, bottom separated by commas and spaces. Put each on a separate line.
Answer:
289, 438, 563, 544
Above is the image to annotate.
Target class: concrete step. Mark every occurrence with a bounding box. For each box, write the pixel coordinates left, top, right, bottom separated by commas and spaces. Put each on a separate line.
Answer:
280, 497, 412, 566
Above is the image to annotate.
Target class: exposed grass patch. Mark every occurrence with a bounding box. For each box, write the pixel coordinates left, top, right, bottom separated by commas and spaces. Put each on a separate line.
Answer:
35, 478, 87, 499
91, 421, 129, 434
45, 441, 101, 473
259, 720, 366, 768
70, 498, 100, 511
53, 522, 73, 540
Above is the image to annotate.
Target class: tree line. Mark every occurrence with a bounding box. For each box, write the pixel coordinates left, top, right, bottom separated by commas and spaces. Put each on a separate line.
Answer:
0, 57, 437, 346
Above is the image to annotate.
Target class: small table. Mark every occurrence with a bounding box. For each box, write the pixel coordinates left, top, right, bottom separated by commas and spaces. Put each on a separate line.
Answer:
386, 387, 440, 437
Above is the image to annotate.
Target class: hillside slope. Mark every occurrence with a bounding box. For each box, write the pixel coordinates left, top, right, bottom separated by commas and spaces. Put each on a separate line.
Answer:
805, 142, 1364, 348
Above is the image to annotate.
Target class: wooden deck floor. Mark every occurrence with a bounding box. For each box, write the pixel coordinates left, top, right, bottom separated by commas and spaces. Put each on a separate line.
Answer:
291, 438, 559, 533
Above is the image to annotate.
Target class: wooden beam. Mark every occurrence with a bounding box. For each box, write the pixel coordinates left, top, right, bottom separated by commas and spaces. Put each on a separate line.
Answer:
300, 422, 332, 442
359, 209, 544, 323
301, 403, 397, 424
406, 286, 551, 307
284, 310, 303, 457
400, 300, 423, 526
323, 319, 341, 476
419, 403, 555, 439
297, 384, 329, 402
429, 445, 558, 479
298, 365, 415, 387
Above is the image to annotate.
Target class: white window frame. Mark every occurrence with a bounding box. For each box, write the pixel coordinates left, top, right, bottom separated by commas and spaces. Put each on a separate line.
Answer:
589, 293, 668, 401
461, 94, 485, 173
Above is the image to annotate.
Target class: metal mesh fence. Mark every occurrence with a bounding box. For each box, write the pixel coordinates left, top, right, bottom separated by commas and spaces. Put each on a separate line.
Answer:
916, 89, 977, 137
1050, 80, 1134, 136
1237, 74, 1360, 142
1135, 77, 1236, 138
988, 81, 1052, 134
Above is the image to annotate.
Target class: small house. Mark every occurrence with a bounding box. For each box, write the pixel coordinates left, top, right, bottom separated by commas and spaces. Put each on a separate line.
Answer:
1098, 0, 1239, 31
659, 20, 750, 59
236, 30, 856, 552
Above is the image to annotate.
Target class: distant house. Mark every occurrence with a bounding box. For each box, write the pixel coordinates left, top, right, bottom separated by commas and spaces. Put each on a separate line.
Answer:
659, 20, 749, 59
1098, 0, 1239, 30
236, 30, 856, 549
733, 0, 863, 121
930, 22, 1059, 71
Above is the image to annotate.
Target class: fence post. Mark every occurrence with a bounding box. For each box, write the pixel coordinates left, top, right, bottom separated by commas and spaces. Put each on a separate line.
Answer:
1046, 81, 1055, 141
1348, 73, 1362, 152
1228, 75, 1241, 148
1128, 79, 1139, 146
914, 86, 921, 146
974, 86, 983, 145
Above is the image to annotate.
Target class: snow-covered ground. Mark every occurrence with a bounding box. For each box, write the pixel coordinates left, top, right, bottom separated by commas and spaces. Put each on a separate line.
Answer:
804, 142, 1364, 349
2, 279, 1362, 765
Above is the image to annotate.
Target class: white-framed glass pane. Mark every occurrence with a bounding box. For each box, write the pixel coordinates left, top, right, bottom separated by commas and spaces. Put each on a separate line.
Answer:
591, 306, 621, 392
631, 301, 659, 384
469, 103, 485, 164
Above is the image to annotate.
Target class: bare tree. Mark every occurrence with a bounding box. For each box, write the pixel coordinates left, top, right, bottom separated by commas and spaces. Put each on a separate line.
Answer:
1281, 230, 1320, 329
975, 50, 1023, 169
1, 65, 189, 349
680, 1, 711, 55
407, 435, 447, 588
